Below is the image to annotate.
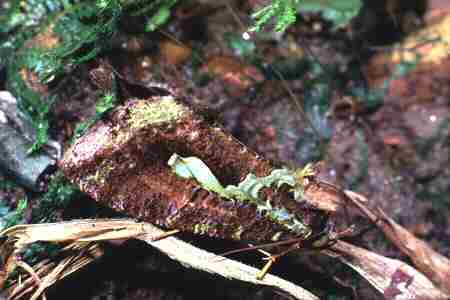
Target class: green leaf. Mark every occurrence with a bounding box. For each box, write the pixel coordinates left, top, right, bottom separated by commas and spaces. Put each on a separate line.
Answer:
144, 0, 178, 32
224, 32, 256, 57
32, 172, 80, 222
250, 0, 362, 33
0, 198, 28, 231
299, 0, 362, 28
95, 93, 116, 114
168, 153, 227, 196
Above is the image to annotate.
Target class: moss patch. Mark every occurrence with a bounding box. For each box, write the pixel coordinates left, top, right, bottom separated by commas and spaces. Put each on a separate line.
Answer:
128, 97, 187, 129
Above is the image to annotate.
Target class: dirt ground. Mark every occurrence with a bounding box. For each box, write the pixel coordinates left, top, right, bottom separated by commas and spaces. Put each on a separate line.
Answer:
1, 1, 449, 299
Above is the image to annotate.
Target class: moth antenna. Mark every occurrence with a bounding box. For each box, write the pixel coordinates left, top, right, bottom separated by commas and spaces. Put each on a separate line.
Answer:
219, 237, 304, 257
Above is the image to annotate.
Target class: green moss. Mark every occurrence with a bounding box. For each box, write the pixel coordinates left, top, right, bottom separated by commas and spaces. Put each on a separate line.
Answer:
7, 47, 52, 152
83, 158, 116, 188
128, 97, 188, 129
72, 93, 118, 141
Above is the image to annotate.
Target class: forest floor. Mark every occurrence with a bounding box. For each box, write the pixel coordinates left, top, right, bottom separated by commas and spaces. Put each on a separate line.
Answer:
1, 1, 449, 299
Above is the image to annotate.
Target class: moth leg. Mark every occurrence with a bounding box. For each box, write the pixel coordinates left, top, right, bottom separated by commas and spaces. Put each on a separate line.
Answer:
257, 256, 277, 280
256, 243, 301, 280
150, 229, 181, 241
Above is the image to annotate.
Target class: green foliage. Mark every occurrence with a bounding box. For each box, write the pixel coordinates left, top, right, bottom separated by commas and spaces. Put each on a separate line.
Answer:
0, 178, 25, 231
0, 0, 71, 152
143, 0, 178, 32
32, 172, 81, 222
0, 0, 71, 58
73, 91, 118, 139
299, 0, 362, 28
22, 242, 61, 265
251, 0, 301, 33
250, 0, 362, 33
7, 49, 53, 153
224, 32, 256, 58
0, 178, 19, 190
1, 0, 179, 152
2, 0, 122, 152
110, 0, 179, 32
0, 198, 28, 231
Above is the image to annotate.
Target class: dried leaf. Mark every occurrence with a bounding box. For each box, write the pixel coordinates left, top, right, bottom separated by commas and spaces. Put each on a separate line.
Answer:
7, 242, 104, 300
325, 241, 449, 300
159, 39, 192, 65
0, 219, 151, 250
344, 191, 450, 296
376, 209, 450, 294
1, 220, 319, 300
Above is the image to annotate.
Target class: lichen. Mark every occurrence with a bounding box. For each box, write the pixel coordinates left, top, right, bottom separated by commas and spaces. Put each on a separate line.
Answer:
231, 225, 245, 240
193, 223, 211, 235
127, 97, 187, 129
79, 158, 116, 194
97, 97, 187, 152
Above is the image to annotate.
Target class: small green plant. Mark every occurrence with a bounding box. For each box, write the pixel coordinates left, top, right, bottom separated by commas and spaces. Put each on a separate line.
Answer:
224, 32, 256, 58
1, 0, 122, 152
73, 91, 118, 139
251, 0, 300, 33
1, 0, 178, 152
32, 172, 81, 222
0, 198, 27, 231
142, 0, 179, 32
250, 0, 362, 33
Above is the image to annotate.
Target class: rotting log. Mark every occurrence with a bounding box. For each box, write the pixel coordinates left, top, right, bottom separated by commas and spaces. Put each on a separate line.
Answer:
60, 96, 339, 244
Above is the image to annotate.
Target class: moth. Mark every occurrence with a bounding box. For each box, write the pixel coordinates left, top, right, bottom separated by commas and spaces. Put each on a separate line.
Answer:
60, 97, 348, 278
